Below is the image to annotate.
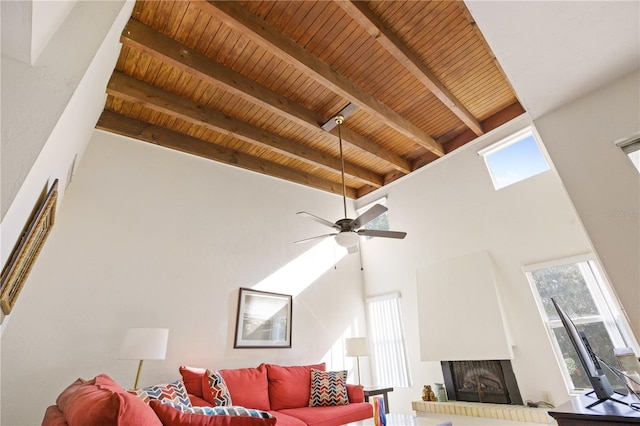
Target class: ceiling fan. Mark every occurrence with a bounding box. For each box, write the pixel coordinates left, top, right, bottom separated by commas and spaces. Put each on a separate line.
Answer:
295, 115, 407, 252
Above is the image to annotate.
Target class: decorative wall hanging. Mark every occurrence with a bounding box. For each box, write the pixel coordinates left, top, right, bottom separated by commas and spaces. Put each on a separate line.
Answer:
0, 179, 58, 314
234, 287, 292, 348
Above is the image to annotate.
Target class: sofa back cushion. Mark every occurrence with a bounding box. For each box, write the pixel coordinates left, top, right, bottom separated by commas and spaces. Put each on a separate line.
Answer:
265, 363, 325, 410
55, 374, 161, 426
180, 365, 207, 398
218, 366, 270, 411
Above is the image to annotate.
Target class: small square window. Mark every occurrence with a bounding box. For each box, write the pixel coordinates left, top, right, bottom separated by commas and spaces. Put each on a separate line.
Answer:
479, 127, 550, 190
356, 197, 388, 240
618, 138, 640, 173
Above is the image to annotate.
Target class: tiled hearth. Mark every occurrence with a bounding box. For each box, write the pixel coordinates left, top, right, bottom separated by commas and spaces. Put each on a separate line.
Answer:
413, 401, 555, 424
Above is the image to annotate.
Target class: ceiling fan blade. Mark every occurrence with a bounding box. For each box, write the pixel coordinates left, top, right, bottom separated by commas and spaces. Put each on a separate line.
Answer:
350, 204, 388, 229
294, 233, 337, 244
358, 229, 407, 239
297, 211, 340, 230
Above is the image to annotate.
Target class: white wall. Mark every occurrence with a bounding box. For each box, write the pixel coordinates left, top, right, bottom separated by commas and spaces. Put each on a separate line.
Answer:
0, 0, 130, 221
358, 114, 594, 412
534, 70, 640, 334
1, 131, 368, 426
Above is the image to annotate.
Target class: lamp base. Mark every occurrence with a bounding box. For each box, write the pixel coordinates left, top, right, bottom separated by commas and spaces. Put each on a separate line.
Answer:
134, 359, 144, 389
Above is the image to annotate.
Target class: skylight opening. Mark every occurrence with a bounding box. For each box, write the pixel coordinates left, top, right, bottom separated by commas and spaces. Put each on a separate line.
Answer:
479, 127, 550, 190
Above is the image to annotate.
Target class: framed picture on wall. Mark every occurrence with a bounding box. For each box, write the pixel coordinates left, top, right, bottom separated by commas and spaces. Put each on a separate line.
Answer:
0, 179, 59, 315
234, 288, 292, 348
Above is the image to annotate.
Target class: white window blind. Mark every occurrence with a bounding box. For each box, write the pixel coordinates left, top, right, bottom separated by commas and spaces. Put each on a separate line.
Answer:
366, 293, 412, 387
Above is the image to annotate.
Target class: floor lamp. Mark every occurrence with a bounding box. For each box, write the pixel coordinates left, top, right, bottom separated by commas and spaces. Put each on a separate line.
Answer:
119, 328, 169, 389
345, 337, 369, 386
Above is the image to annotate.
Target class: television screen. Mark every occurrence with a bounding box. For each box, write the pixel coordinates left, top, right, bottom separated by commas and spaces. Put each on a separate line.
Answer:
551, 298, 615, 402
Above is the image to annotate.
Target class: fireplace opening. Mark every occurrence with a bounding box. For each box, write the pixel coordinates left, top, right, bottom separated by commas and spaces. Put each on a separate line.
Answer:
441, 360, 523, 405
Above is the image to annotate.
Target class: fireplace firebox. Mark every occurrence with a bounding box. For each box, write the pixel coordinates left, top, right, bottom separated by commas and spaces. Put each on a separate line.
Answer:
441, 360, 523, 405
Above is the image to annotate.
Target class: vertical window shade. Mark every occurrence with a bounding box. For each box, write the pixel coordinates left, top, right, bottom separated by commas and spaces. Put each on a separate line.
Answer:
367, 293, 412, 387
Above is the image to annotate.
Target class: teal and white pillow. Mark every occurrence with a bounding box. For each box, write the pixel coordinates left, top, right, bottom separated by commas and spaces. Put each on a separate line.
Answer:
129, 380, 192, 407
162, 401, 273, 418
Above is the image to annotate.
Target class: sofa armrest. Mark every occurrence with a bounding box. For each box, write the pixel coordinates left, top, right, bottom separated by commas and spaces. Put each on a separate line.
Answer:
347, 384, 365, 403
42, 405, 68, 426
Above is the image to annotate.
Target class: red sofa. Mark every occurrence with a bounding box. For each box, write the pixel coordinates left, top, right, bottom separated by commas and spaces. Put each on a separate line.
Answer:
179, 363, 373, 426
42, 363, 373, 426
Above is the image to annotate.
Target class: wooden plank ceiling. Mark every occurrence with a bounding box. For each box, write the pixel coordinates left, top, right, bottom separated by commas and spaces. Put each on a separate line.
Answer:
98, 0, 523, 199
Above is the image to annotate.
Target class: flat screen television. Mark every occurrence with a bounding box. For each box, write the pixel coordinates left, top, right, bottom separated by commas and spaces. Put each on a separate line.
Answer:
551, 298, 624, 408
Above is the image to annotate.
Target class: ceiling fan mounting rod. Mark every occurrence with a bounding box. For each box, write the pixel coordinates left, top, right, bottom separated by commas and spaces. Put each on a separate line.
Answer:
335, 115, 348, 219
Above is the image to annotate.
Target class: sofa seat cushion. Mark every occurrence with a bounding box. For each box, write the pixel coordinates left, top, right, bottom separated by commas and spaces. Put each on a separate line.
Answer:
266, 411, 307, 426
218, 366, 270, 411
264, 363, 325, 410
150, 401, 276, 426
278, 402, 373, 426
54, 374, 161, 426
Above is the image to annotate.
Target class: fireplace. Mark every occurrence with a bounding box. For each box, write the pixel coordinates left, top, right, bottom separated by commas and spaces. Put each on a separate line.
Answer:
441, 360, 522, 405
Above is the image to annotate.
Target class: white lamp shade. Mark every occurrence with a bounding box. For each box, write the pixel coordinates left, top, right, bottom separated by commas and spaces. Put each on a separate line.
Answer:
345, 337, 369, 357
119, 328, 169, 360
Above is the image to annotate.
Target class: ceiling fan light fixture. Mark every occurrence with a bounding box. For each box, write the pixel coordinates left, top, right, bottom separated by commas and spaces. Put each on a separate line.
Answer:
335, 231, 359, 248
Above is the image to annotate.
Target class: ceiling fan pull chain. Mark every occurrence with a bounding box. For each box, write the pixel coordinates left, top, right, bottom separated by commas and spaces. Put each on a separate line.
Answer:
336, 115, 347, 219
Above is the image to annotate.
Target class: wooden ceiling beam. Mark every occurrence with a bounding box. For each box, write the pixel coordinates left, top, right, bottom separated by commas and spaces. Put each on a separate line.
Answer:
107, 71, 383, 188
412, 102, 526, 170
120, 19, 410, 174
96, 111, 358, 198
202, 1, 445, 157
338, 1, 484, 136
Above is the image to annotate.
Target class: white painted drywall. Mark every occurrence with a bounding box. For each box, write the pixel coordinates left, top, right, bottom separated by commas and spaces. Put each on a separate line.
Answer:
534, 70, 640, 334
31, 1, 77, 64
358, 114, 594, 412
1, 0, 129, 221
0, 131, 368, 425
417, 251, 513, 361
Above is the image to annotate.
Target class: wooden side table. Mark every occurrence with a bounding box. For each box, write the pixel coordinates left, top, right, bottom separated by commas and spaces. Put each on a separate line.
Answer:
363, 387, 393, 414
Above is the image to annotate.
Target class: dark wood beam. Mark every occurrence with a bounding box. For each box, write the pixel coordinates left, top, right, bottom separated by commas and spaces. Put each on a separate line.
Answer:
202, 1, 445, 157
412, 102, 526, 169
338, 1, 483, 136
96, 111, 358, 198
107, 71, 383, 187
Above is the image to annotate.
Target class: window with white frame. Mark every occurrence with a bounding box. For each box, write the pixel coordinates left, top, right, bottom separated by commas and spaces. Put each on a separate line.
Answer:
366, 292, 412, 387
618, 138, 640, 173
479, 127, 550, 190
524, 255, 640, 393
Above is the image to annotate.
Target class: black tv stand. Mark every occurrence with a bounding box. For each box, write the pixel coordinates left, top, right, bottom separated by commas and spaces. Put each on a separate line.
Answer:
584, 390, 628, 409
549, 391, 640, 425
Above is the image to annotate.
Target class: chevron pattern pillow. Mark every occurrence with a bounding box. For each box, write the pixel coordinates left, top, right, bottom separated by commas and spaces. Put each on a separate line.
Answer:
129, 380, 192, 407
202, 369, 233, 406
308, 369, 349, 407
161, 401, 273, 418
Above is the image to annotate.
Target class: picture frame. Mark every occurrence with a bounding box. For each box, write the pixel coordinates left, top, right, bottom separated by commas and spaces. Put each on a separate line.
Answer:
234, 287, 292, 348
0, 179, 59, 315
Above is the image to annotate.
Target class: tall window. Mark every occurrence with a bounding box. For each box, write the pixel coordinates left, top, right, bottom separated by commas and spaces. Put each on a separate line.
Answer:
479, 127, 550, 190
366, 293, 411, 387
524, 255, 639, 393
